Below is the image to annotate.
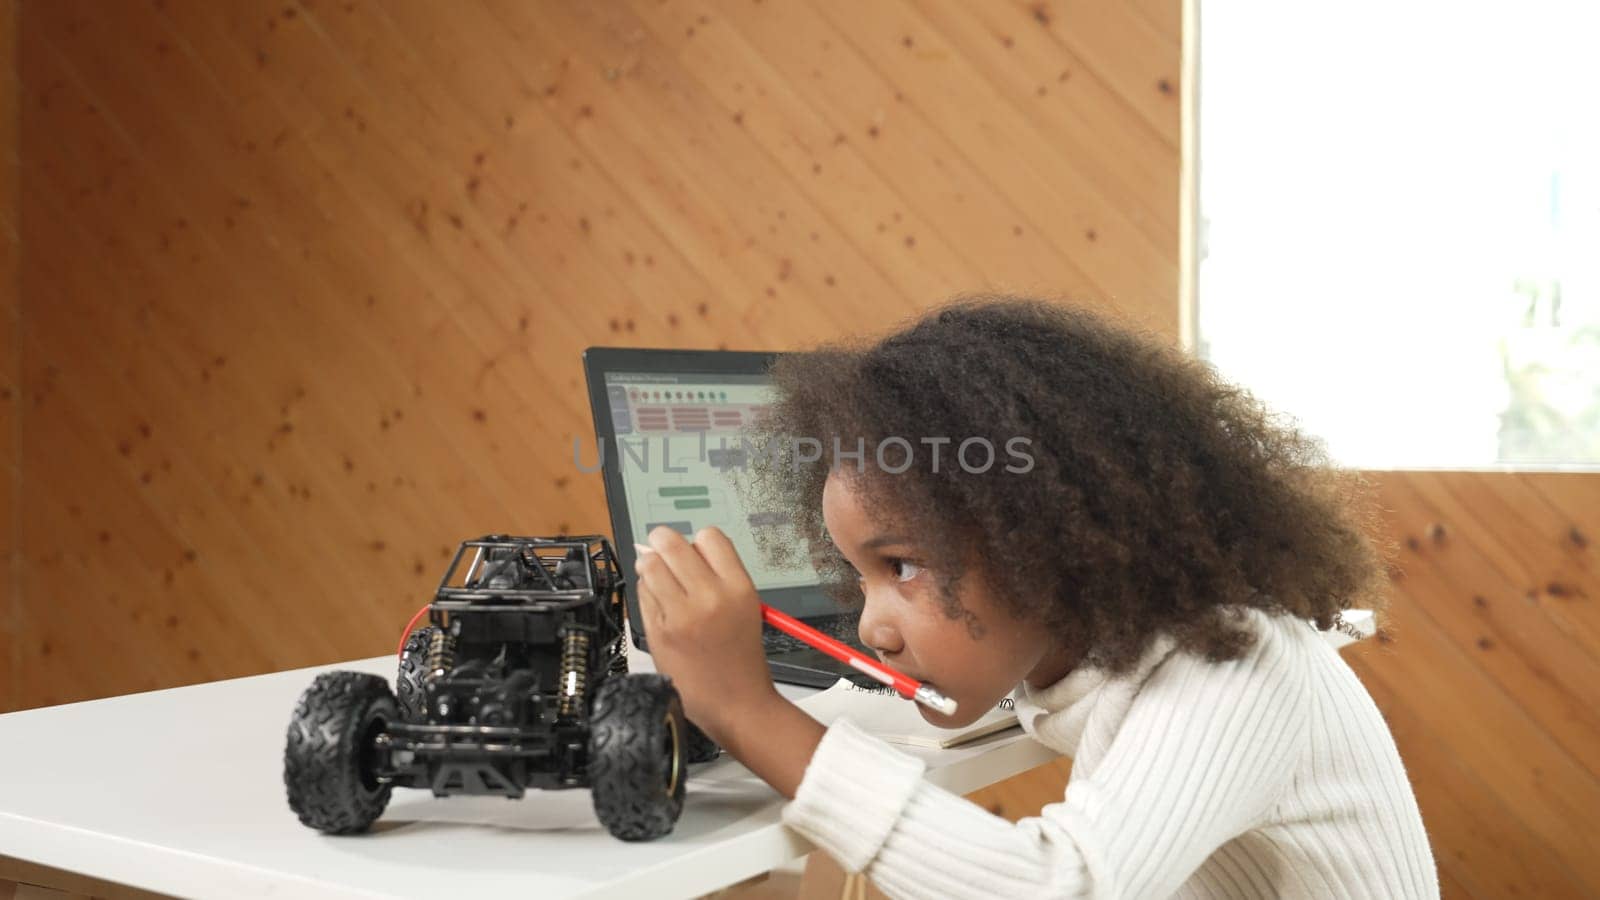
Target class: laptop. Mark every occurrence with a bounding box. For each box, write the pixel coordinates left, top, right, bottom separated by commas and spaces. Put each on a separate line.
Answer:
582, 346, 877, 689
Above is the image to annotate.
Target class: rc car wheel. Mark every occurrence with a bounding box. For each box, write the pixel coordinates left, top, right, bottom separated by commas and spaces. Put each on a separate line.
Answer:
396, 626, 439, 720
284, 671, 396, 834
685, 719, 721, 763
588, 673, 687, 841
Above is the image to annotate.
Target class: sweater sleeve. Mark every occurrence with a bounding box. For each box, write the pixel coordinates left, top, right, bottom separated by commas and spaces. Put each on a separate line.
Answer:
779, 623, 1312, 900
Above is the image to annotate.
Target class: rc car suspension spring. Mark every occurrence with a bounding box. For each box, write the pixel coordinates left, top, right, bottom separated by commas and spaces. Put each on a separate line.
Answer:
427, 628, 455, 679
558, 629, 589, 719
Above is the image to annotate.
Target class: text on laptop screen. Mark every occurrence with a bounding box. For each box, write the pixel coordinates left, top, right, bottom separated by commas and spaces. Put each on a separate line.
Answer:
602, 372, 821, 592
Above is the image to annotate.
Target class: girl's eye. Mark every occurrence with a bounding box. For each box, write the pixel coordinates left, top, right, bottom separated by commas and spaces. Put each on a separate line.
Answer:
888, 558, 923, 583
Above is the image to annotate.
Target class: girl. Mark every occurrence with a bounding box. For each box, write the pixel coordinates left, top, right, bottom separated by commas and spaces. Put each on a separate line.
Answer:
633, 296, 1438, 899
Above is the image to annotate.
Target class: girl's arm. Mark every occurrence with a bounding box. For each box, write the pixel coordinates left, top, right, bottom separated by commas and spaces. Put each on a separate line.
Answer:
713, 688, 827, 800
628, 526, 826, 794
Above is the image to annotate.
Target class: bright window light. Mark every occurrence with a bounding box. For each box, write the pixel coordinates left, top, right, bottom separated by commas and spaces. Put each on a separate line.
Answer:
1196, 2, 1600, 470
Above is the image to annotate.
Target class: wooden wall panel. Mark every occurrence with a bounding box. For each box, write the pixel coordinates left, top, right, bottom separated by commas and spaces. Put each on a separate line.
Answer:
1349, 471, 1600, 897
2, 0, 17, 716
13, 0, 1178, 710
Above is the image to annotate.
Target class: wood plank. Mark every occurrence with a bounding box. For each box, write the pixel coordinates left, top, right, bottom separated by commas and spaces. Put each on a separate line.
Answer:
1370, 473, 1600, 779
0, 853, 171, 900
304, 2, 780, 352
274, 0, 764, 354
686, 0, 1132, 308
807, 0, 1177, 325
17, 11, 611, 700
353, 0, 865, 347
468, 0, 920, 341
1467, 472, 1600, 644
1129, 0, 1183, 45
620, 0, 1003, 300
1346, 639, 1591, 898
145, 1, 617, 434
2, 0, 18, 716
1006, 0, 1181, 147
1339, 577, 1600, 874
650, 0, 1112, 310
45, 0, 624, 519
21, 39, 443, 636
29, 3, 560, 522
910, 0, 1178, 247
1436, 866, 1473, 900
17, 187, 401, 697
1404, 471, 1600, 660
1513, 472, 1600, 562
964, 755, 1073, 822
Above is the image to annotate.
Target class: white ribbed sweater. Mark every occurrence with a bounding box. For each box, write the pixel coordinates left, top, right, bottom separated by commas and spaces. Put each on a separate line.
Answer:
779, 608, 1439, 899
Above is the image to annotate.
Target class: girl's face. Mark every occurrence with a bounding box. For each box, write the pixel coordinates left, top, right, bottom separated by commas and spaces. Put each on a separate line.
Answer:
821, 469, 1071, 728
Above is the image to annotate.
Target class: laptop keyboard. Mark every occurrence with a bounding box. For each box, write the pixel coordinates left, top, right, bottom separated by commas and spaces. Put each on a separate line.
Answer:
762, 613, 866, 654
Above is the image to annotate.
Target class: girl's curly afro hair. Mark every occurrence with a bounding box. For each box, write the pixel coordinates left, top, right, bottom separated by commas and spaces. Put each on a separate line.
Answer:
729, 294, 1395, 676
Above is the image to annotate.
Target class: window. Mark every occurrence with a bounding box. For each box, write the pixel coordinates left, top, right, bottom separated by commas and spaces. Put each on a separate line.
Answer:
1195, 2, 1600, 469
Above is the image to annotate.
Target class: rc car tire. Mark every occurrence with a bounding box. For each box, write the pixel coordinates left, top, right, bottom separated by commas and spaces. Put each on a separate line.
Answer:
284, 670, 397, 834
588, 673, 687, 841
396, 626, 439, 720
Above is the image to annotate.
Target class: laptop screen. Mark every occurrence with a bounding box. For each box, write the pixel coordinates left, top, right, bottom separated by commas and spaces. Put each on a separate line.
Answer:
584, 349, 849, 646
602, 370, 818, 593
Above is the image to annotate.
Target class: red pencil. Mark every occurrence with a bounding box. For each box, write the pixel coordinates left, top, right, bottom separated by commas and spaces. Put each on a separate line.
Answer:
634, 543, 958, 715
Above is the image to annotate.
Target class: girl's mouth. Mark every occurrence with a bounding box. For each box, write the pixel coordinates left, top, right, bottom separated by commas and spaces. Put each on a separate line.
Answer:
889, 664, 926, 684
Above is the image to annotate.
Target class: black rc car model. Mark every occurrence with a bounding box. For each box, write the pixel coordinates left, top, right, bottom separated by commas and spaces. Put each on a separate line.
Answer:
283, 534, 721, 841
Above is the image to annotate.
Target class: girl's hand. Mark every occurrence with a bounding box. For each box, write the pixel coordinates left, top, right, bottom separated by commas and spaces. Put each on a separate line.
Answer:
633, 526, 778, 743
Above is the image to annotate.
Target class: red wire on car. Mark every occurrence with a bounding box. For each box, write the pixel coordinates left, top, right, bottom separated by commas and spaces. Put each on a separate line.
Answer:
397, 603, 432, 657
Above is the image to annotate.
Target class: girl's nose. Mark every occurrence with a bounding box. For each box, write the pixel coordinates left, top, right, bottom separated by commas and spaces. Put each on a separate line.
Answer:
857, 594, 903, 657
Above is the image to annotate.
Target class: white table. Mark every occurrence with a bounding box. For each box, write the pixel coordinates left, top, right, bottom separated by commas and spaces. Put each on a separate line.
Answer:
0, 644, 1059, 900
0, 612, 1375, 899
